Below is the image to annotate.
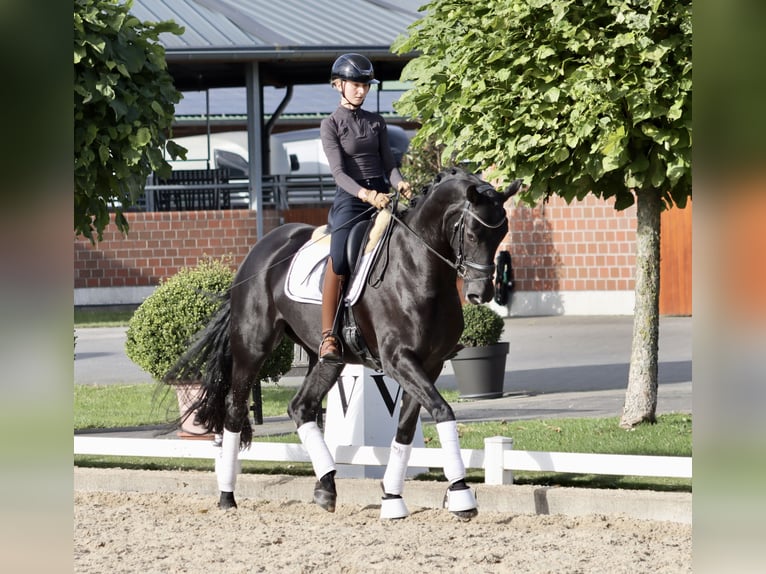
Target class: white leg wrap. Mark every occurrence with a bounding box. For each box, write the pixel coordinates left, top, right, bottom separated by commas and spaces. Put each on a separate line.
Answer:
297, 421, 336, 479
436, 420, 466, 484
215, 429, 241, 493
382, 440, 412, 496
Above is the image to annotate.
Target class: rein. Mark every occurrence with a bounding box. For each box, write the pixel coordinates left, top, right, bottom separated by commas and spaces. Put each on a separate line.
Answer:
388, 197, 505, 281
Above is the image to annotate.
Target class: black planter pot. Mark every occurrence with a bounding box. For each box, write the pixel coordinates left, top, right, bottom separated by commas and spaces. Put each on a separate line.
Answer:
450, 342, 510, 400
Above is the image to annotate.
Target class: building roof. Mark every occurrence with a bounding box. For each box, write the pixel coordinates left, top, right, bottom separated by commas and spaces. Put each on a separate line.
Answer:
130, 0, 425, 90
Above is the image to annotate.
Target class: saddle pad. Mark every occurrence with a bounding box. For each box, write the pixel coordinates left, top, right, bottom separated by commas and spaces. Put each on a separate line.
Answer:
284, 232, 330, 304
284, 213, 389, 306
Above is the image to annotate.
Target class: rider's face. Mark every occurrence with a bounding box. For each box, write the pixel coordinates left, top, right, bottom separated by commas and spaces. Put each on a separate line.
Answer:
339, 80, 370, 106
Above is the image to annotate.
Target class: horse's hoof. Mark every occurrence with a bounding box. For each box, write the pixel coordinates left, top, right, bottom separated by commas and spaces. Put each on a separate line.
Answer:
313, 484, 336, 512
443, 484, 478, 520
218, 491, 237, 509
450, 507, 479, 520
380, 494, 409, 520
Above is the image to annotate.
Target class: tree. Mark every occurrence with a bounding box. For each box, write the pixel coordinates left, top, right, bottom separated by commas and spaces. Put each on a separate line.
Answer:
74, 0, 185, 243
393, 0, 691, 428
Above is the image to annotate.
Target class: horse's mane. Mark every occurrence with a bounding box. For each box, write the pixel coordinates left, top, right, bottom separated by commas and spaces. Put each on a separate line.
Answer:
407, 167, 496, 211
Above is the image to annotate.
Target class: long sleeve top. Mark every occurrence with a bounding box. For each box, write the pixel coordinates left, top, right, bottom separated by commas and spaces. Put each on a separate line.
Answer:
320, 106, 404, 197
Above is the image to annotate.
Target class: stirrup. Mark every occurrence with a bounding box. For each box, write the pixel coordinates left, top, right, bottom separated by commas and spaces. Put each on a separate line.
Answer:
319, 332, 342, 364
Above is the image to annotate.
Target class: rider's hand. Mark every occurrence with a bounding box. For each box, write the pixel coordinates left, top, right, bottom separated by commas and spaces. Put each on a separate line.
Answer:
396, 180, 413, 200
358, 188, 391, 210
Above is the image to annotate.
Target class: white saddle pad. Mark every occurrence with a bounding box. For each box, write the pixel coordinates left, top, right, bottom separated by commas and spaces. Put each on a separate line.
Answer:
284, 212, 389, 306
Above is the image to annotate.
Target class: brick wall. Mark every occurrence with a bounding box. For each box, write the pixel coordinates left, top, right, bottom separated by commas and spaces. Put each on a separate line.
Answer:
74, 198, 640, 313
74, 210, 280, 289
499, 194, 637, 294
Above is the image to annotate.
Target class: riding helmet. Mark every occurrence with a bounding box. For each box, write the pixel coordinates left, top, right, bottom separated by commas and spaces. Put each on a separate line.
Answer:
330, 53, 380, 85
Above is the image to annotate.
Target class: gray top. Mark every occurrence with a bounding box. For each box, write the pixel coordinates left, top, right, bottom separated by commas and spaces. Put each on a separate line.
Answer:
320, 106, 404, 197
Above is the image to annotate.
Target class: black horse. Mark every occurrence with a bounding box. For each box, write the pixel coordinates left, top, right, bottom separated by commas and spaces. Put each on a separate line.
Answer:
168, 167, 521, 519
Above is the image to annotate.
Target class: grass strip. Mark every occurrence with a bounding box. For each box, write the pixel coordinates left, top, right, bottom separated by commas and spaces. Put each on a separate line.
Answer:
74, 383, 691, 491
74, 307, 135, 328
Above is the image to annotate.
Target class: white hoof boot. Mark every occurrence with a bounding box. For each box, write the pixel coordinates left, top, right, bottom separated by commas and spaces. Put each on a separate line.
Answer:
380, 495, 409, 520
444, 486, 478, 519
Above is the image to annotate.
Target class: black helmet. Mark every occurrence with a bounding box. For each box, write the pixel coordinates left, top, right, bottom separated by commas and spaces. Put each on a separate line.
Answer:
330, 53, 380, 85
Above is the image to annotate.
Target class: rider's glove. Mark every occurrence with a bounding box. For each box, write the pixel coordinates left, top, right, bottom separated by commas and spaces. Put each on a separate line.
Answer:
396, 180, 413, 200
358, 188, 391, 210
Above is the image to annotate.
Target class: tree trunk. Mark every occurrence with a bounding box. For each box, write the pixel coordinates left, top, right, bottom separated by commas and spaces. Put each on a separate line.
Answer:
620, 189, 661, 429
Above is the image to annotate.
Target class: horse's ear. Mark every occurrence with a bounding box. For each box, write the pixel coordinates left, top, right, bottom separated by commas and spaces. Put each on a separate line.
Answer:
502, 179, 524, 201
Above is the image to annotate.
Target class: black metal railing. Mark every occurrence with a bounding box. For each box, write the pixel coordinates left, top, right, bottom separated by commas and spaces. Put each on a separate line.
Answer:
142, 170, 337, 211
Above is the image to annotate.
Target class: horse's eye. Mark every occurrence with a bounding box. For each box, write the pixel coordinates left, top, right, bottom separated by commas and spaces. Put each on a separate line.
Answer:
466, 232, 477, 243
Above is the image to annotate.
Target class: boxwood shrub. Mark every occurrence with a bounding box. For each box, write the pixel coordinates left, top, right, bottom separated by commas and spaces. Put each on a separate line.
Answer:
125, 257, 293, 382
458, 304, 505, 347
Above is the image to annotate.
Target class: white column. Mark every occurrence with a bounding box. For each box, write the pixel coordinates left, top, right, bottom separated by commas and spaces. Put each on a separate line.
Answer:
324, 364, 426, 479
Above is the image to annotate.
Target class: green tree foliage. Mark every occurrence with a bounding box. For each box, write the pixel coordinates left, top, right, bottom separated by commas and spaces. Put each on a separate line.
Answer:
394, 0, 692, 428
74, 0, 185, 242
393, 0, 691, 211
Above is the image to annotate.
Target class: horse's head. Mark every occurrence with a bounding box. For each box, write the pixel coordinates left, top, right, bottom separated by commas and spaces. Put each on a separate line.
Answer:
432, 168, 522, 304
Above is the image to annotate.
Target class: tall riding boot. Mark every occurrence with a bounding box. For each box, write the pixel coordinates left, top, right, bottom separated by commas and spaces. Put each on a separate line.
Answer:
319, 258, 343, 363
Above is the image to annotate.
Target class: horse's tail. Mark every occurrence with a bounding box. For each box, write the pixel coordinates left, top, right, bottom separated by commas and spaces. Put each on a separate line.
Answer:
163, 292, 251, 445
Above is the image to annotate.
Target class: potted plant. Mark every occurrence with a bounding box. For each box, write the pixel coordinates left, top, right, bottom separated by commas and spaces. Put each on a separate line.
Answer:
450, 304, 509, 399
125, 257, 294, 436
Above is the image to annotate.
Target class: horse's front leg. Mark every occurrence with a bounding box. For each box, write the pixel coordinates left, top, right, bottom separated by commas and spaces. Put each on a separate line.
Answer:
380, 391, 420, 519
288, 361, 344, 512
387, 357, 478, 519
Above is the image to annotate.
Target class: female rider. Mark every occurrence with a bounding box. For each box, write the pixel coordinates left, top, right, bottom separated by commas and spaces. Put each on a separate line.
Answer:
318, 53, 412, 362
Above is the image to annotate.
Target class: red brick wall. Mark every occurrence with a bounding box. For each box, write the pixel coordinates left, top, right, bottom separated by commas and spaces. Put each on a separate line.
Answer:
498, 194, 637, 293
74, 199, 638, 293
74, 210, 280, 289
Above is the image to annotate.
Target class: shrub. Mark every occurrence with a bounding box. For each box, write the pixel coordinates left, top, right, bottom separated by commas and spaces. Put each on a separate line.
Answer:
126, 258, 234, 381
125, 257, 293, 382
458, 304, 505, 347
260, 336, 295, 384
400, 134, 445, 192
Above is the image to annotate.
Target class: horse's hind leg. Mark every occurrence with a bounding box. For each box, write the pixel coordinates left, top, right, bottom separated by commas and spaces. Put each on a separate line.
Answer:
216, 346, 262, 510
288, 361, 344, 512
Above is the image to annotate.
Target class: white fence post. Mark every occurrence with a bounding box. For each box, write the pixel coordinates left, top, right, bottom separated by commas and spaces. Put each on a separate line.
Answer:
484, 436, 514, 485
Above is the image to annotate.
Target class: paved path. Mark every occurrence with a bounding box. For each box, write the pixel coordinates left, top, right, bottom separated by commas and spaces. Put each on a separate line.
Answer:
74, 315, 692, 437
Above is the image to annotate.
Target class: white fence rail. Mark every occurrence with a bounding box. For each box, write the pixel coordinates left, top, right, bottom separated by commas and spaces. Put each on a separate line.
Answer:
73, 436, 692, 484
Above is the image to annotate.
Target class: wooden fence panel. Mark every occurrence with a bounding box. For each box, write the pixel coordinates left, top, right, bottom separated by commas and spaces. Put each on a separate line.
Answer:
660, 201, 692, 316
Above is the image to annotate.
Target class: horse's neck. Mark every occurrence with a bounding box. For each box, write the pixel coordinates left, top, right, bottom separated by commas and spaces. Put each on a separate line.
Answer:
390, 193, 461, 279
404, 189, 462, 251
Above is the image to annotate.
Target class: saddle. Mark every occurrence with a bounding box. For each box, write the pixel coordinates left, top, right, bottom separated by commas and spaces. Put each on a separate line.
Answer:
284, 211, 393, 370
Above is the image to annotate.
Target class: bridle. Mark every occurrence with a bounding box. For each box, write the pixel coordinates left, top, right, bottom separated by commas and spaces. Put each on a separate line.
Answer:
389, 189, 506, 282
450, 200, 507, 281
